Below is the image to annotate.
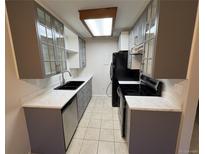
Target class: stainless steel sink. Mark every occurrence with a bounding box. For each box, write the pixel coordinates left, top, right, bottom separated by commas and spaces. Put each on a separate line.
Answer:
54, 81, 84, 90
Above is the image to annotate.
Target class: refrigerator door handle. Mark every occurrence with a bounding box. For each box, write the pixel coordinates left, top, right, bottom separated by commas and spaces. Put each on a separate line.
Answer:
110, 63, 115, 81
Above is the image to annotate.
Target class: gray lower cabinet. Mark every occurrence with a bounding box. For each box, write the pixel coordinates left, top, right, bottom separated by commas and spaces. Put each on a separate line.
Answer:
24, 79, 92, 154
77, 79, 92, 121
125, 106, 181, 154
24, 96, 78, 154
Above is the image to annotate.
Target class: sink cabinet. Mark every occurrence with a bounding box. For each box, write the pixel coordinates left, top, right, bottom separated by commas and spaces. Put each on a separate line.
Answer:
6, 1, 67, 79
23, 78, 93, 154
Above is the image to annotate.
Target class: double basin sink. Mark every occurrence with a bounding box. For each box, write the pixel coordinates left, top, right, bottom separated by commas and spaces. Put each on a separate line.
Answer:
54, 81, 84, 90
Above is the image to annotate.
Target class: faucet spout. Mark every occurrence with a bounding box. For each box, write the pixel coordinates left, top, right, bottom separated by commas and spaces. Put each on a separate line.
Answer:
61, 70, 72, 85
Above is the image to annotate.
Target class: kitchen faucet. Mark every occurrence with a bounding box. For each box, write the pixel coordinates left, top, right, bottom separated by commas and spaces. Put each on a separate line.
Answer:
61, 70, 72, 85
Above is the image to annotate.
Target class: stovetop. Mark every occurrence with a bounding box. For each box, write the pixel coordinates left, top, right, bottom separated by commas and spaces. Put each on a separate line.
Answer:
119, 84, 160, 96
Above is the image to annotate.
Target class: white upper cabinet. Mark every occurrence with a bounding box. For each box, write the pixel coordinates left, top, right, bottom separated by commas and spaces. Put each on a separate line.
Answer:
64, 26, 86, 69
118, 31, 129, 51
64, 26, 79, 53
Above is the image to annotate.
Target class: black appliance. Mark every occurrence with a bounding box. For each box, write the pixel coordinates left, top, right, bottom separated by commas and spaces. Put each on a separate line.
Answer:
117, 74, 163, 137
110, 51, 140, 107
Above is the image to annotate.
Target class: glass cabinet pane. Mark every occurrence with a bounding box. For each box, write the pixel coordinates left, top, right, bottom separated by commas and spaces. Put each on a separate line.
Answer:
62, 61, 67, 71
50, 62, 56, 74
144, 42, 149, 59
42, 44, 49, 61
55, 61, 61, 73
46, 28, 53, 45
37, 8, 45, 25
150, 0, 158, 39
57, 34, 62, 47
48, 45, 55, 61
147, 59, 153, 76
37, 7, 65, 76
53, 19, 59, 32
59, 34, 65, 48
55, 48, 62, 61
45, 13, 52, 28
60, 48, 65, 60
145, 5, 152, 40
37, 24, 47, 43
143, 59, 147, 74
148, 39, 155, 59
44, 62, 51, 75
59, 23, 64, 35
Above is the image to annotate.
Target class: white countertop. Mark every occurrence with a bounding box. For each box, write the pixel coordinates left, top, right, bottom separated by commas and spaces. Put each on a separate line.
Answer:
118, 81, 140, 84
22, 75, 93, 109
125, 96, 182, 112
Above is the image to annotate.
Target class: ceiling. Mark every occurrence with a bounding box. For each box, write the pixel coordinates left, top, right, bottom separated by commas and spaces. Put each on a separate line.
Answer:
38, 0, 150, 38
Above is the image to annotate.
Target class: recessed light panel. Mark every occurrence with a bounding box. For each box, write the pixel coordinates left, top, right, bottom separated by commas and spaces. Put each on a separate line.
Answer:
79, 7, 117, 37
84, 18, 113, 36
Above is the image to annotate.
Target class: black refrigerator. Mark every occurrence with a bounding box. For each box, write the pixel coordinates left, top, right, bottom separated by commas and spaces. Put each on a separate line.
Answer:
110, 51, 139, 107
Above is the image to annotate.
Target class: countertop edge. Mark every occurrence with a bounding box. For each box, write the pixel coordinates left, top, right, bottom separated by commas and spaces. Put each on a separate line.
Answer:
125, 96, 182, 112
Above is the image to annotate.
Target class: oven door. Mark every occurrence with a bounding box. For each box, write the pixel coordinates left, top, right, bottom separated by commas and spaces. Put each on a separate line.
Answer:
117, 87, 126, 137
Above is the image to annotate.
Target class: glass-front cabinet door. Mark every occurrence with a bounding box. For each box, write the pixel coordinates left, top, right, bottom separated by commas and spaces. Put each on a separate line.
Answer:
141, 0, 158, 77
145, 4, 152, 41
149, 0, 158, 39
36, 7, 66, 77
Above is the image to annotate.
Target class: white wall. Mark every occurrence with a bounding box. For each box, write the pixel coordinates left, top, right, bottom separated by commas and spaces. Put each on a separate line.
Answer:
78, 38, 118, 96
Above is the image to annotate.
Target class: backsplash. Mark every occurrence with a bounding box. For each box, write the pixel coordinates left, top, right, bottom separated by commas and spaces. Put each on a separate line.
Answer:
161, 79, 189, 108
20, 69, 79, 104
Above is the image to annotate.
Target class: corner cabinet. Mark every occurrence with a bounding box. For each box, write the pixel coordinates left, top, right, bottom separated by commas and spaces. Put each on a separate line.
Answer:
141, 0, 198, 79
6, 1, 67, 79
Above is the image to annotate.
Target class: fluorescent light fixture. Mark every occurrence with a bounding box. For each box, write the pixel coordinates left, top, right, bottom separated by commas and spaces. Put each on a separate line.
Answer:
84, 18, 113, 36
79, 7, 117, 37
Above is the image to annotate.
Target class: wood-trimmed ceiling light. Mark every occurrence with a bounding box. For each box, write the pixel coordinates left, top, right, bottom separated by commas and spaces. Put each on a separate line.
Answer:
79, 7, 117, 37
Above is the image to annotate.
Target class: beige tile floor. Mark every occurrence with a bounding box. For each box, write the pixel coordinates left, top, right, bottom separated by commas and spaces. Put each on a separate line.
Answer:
67, 96, 129, 154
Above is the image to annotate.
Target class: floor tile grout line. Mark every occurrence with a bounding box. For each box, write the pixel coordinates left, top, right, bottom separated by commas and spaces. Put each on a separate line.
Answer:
69, 96, 120, 154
